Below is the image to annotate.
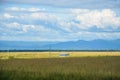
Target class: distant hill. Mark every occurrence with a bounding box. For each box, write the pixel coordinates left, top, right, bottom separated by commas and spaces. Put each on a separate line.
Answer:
42, 39, 120, 50
0, 41, 58, 50
0, 39, 120, 50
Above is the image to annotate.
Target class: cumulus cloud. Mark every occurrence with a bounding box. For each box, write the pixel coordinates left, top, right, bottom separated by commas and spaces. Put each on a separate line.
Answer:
1, 21, 59, 35
3, 7, 120, 32
0, 6, 120, 41
3, 8, 120, 33
73, 9, 120, 30
1, 22, 35, 33
46, 9, 119, 33
29, 12, 61, 24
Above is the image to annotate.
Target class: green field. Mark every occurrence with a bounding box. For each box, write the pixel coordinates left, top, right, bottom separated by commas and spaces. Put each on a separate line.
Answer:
0, 52, 120, 80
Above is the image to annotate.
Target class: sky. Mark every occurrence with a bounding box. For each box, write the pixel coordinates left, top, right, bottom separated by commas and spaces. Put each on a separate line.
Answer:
0, 0, 120, 41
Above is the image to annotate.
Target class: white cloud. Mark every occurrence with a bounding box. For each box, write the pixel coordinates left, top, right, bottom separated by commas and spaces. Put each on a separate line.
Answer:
73, 31, 120, 40
5, 7, 45, 12
74, 9, 120, 30
2, 22, 35, 33
1, 7, 120, 41
3, 13, 14, 19
6, 7, 20, 11
2, 22, 20, 28
76, 9, 120, 29
30, 12, 61, 24
12, 8, 120, 33
30, 13, 47, 20
1, 22, 59, 35
5, 7, 120, 32
70, 9, 90, 14
28, 8, 41, 12
0, 13, 16, 20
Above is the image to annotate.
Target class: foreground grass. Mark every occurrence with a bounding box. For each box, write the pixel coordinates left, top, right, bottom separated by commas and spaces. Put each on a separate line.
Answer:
0, 57, 120, 80
0, 52, 120, 59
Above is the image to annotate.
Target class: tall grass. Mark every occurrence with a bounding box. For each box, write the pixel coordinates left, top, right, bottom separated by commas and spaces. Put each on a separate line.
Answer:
0, 57, 120, 80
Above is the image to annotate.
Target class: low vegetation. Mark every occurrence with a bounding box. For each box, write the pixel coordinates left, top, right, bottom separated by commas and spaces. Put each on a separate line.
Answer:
0, 56, 120, 80
0, 52, 120, 59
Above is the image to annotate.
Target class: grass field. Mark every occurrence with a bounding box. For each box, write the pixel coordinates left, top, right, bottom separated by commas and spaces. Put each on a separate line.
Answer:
0, 52, 120, 80
0, 52, 120, 59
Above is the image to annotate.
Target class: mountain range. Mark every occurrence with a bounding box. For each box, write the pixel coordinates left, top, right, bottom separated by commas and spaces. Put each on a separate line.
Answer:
0, 39, 120, 50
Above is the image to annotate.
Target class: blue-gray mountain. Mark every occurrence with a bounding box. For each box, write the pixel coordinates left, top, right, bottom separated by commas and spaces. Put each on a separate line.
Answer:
0, 39, 120, 50
0, 41, 57, 50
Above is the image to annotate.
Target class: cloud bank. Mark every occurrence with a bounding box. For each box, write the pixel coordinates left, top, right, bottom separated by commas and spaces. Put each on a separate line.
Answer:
1, 0, 120, 9
0, 1, 120, 41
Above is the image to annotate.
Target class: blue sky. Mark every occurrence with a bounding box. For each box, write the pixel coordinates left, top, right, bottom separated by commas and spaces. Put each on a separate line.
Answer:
0, 0, 120, 41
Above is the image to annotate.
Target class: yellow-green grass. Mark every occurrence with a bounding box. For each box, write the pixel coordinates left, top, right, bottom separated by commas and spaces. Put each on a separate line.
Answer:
0, 52, 120, 59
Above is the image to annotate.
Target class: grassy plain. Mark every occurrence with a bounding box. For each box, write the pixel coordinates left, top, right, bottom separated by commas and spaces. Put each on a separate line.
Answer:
0, 51, 120, 59
0, 52, 120, 80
